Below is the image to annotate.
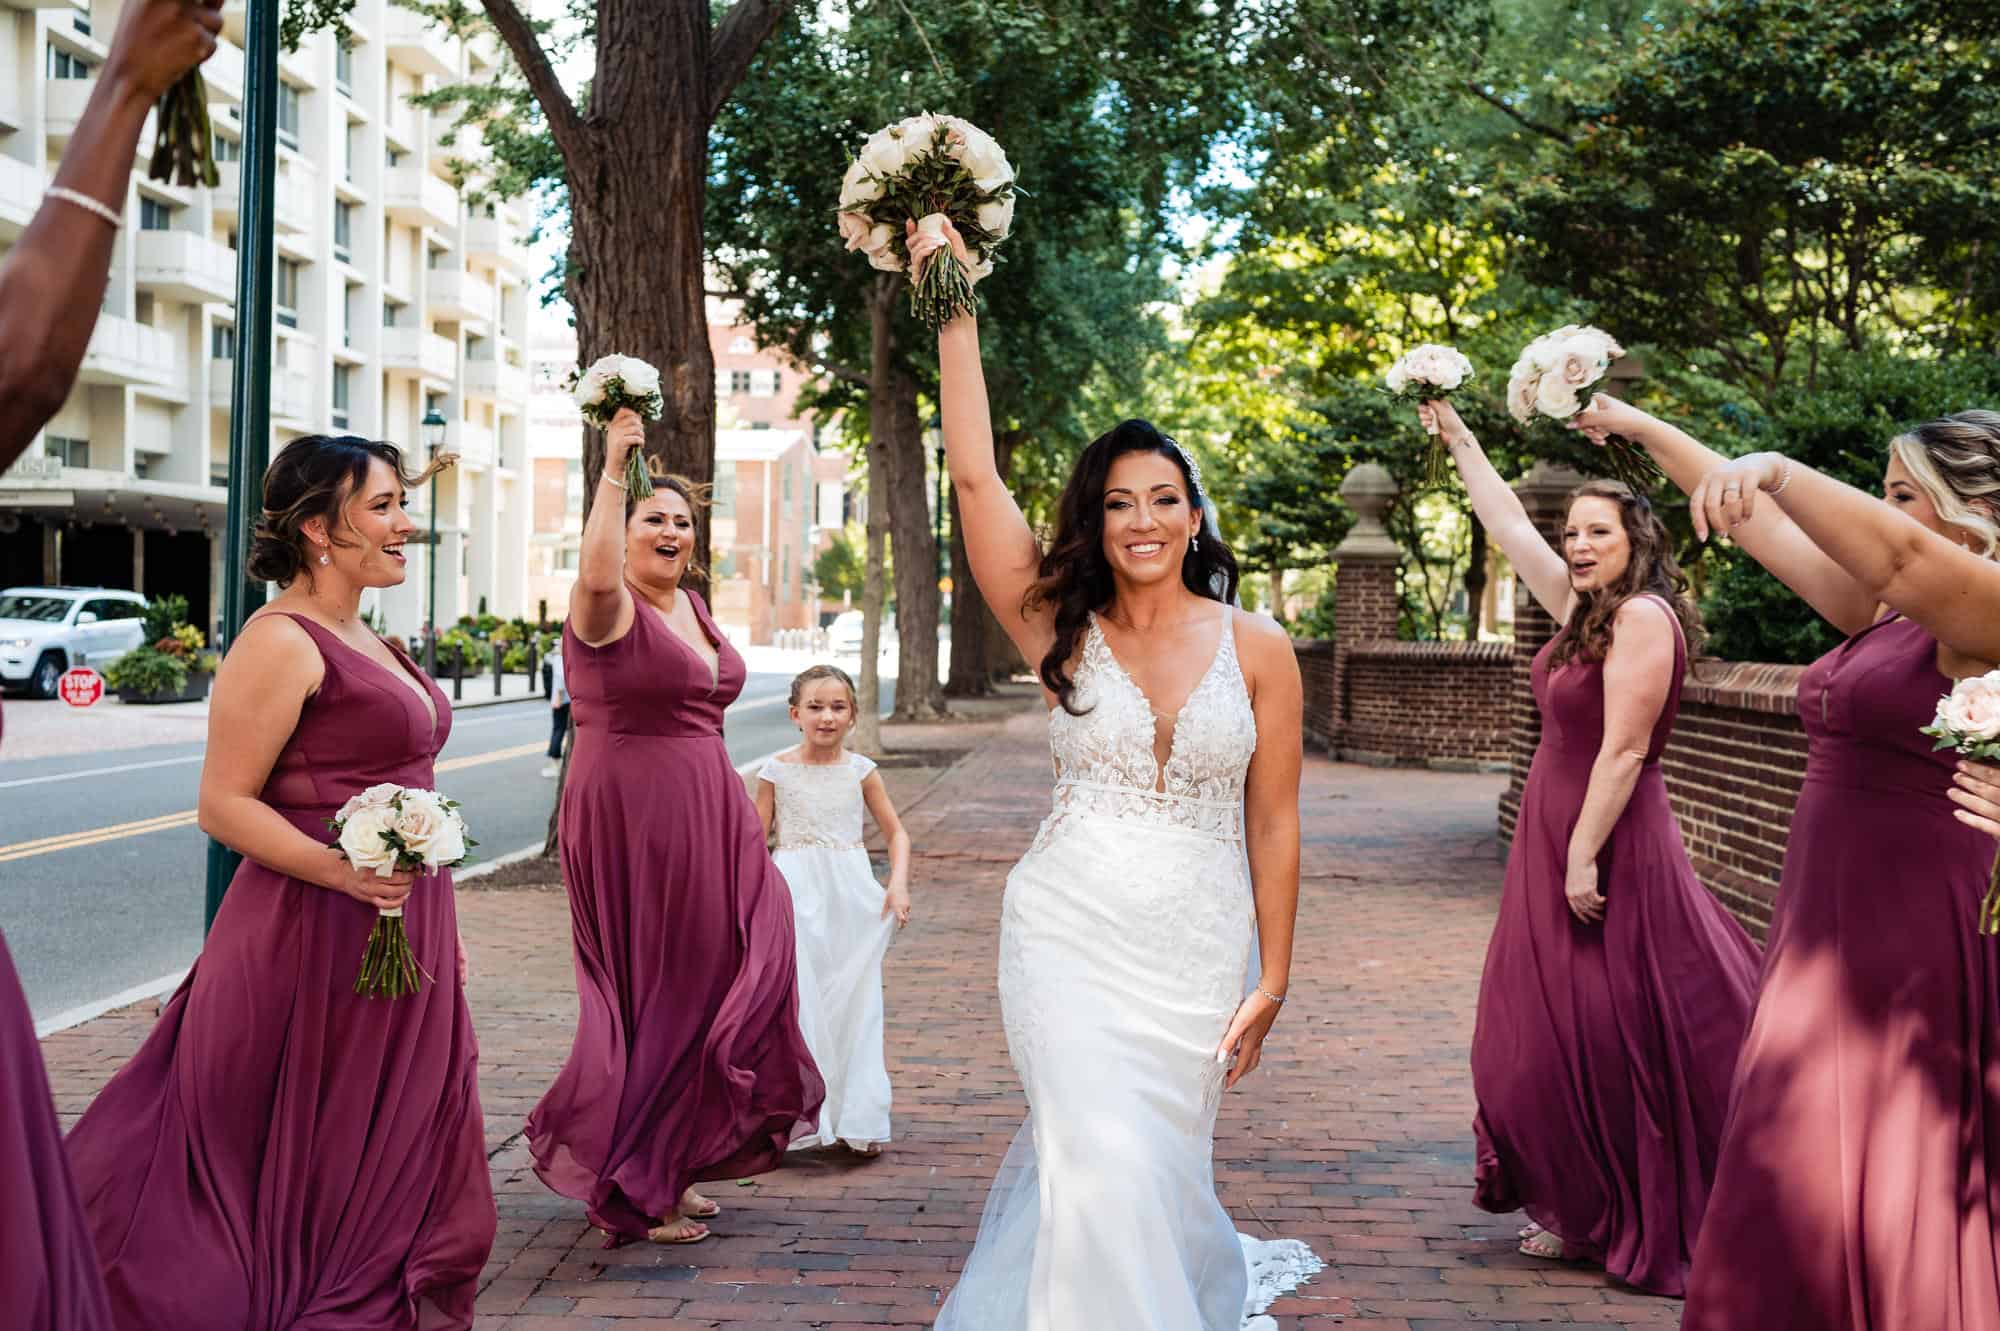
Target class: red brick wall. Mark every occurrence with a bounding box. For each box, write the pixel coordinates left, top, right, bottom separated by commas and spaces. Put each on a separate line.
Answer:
1297, 640, 1338, 751
1342, 641, 1514, 768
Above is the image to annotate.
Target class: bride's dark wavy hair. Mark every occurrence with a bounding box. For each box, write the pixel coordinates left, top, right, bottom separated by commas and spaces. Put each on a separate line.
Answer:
1026, 419, 1239, 714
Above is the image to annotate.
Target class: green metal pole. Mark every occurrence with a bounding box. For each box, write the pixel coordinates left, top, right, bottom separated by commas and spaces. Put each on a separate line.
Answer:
203, 0, 279, 930
425, 473, 438, 672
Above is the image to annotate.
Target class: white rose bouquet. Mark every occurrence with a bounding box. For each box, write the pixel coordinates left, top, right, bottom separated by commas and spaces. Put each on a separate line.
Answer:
329, 784, 476, 997
1921, 671, 2000, 933
836, 112, 1017, 328
1506, 325, 1657, 490
568, 354, 664, 498
1383, 344, 1475, 487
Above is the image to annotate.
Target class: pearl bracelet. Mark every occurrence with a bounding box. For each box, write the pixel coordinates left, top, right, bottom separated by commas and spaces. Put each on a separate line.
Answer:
1256, 985, 1286, 1005
46, 187, 122, 229
1768, 458, 1794, 497
599, 472, 628, 491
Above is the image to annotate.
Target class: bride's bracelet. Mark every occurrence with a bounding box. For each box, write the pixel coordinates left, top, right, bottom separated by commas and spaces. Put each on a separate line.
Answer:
1255, 985, 1286, 1005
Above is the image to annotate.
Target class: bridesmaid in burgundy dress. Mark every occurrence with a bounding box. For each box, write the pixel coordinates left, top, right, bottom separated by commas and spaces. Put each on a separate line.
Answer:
1420, 401, 1761, 1295
1, 937, 112, 1331
65, 436, 495, 1330
1654, 413, 2000, 1330
526, 409, 822, 1246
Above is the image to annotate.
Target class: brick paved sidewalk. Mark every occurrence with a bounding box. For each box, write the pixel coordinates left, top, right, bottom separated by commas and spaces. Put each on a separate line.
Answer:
41, 705, 1686, 1329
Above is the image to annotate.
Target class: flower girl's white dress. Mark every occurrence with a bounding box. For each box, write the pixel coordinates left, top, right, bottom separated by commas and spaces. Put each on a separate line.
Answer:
762, 751, 895, 1151
936, 606, 1322, 1330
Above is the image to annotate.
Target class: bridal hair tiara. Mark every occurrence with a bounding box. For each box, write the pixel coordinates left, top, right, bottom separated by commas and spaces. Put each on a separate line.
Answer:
1162, 435, 1207, 502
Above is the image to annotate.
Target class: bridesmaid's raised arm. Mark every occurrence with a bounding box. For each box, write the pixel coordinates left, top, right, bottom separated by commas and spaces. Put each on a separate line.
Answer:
571, 409, 644, 646
932, 223, 1050, 669
1419, 400, 1574, 622
1571, 395, 1880, 634
1693, 453, 2000, 663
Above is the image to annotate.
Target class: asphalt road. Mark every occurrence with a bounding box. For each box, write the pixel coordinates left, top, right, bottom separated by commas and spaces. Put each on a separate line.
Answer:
0, 669, 894, 1028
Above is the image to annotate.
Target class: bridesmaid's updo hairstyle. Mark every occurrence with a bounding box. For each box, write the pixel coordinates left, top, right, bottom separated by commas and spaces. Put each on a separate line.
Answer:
789, 664, 857, 709
1888, 410, 2000, 559
1027, 419, 1239, 715
1547, 479, 1705, 669
248, 434, 442, 586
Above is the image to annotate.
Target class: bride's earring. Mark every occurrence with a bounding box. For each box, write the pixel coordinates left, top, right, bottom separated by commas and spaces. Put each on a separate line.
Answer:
319, 546, 331, 566
1189, 531, 1199, 553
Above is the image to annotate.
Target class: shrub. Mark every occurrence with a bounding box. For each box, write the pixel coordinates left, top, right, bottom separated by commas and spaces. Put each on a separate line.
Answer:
104, 646, 190, 696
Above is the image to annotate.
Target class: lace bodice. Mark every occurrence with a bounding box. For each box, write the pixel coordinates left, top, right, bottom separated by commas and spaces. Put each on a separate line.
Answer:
1036, 608, 1257, 846
761, 752, 875, 851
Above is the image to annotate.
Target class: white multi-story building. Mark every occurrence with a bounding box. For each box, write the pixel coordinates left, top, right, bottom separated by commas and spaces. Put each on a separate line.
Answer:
0, 0, 537, 642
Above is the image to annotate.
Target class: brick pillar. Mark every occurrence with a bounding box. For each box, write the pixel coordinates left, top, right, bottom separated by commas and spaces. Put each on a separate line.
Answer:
1497, 459, 1584, 841
1330, 462, 1402, 755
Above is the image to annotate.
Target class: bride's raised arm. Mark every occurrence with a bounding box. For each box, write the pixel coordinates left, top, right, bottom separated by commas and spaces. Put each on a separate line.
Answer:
1419, 399, 1575, 622
933, 223, 1053, 670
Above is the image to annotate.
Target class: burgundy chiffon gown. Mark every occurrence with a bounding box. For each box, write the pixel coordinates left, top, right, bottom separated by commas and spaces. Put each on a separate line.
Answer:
65, 613, 495, 1330
1683, 614, 2000, 1329
527, 588, 822, 1242
1, 931, 113, 1331
1471, 595, 1762, 1295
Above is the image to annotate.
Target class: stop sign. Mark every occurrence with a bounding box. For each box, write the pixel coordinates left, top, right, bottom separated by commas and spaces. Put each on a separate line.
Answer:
59, 666, 104, 708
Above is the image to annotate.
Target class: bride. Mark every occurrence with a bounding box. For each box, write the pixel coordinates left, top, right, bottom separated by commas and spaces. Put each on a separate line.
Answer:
920, 220, 1323, 1329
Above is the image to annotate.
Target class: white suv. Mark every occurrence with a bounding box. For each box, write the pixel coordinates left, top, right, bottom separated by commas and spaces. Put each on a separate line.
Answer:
0, 587, 150, 699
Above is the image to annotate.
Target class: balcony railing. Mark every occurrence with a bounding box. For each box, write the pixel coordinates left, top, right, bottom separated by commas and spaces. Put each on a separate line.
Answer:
136, 230, 237, 304
80, 315, 176, 387
463, 358, 528, 404
382, 327, 458, 383
0, 154, 40, 239
384, 4, 461, 80
43, 77, 93, 141
462, 210, 528, 273
425, 264, 491, 324
385, 166, 459, 233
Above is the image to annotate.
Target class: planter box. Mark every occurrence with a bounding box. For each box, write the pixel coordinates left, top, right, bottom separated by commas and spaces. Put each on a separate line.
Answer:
115, 671, 214, 705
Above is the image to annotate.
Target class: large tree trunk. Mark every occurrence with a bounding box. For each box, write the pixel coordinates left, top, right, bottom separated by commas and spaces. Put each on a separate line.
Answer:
945, 426, 1019, 696
887, 368, 945, 720
853, 280, 895, 755
943, 477, 991, 697
1464, 512, 1489, 638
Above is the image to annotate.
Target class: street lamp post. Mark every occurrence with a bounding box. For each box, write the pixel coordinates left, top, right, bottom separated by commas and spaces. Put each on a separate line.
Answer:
421, 407, 448, 674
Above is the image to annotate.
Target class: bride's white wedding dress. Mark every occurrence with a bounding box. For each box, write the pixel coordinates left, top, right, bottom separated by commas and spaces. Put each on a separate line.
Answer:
937, 605, 1322, 1331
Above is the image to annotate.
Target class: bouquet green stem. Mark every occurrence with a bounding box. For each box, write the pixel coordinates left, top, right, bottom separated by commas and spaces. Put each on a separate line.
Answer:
910, 248, 978, 329
150, 71, 220, 189
354, 910, 432, 999
1593, 433, 1663, 493
1983, 852, 2000, 936
622, 444, 655, 499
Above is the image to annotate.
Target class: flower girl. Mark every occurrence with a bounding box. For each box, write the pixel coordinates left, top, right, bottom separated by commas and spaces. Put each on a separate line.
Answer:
756, 665, 912, 1154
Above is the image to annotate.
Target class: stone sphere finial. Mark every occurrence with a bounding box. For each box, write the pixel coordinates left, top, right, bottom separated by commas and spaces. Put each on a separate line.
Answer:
1334, 462, 1402, 560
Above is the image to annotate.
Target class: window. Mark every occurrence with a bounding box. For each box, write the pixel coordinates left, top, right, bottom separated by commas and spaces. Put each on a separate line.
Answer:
343, 123, 357, 182
85, 598, 138, 623
44, 436, 89, 469
135, 293, 155, 326
342, 284, 356, 346
210, 464, 229, 487
750, 420, 770, 431
385, 147, 404, 168
276, 257, 301, 328
751, 369, 780, 398
383, 300, 401, 328
332, 365, 351, 429
782, 465, 793, 507
214, 135, 240, 163
729, 336, 755, 355
226, 230, 237, 250
565, 460, 583, 511
47, 48, 92, 79
71, 12, 90, 35
277, 83, 302, 150
333, 202, 353, 263
712, 467, 737, 520
335, 40, 354, 94
140, 198, 173, 232
729, 370, 752, 396
212, 325, 236, 359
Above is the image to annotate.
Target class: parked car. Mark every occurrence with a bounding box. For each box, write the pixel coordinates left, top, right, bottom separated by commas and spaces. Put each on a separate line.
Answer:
0, 586, 150, 698
830, 609, 896, 658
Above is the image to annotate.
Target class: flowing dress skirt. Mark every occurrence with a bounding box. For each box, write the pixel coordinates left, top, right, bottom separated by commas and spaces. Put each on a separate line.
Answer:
66, 850, 494, 1330
936, 812, 1321, 1330
778, 844, 895, 1152
0, 932, 113, 1331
